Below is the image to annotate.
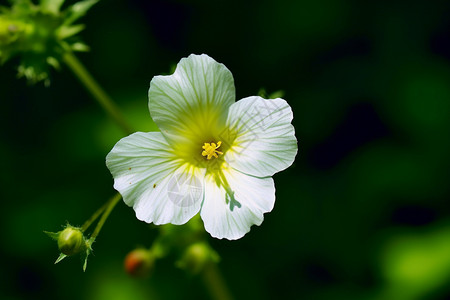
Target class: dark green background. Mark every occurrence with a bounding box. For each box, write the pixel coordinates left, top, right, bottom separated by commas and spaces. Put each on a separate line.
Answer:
1, 0, 450, 299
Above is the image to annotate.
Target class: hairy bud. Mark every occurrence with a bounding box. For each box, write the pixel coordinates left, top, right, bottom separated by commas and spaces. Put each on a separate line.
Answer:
57, 226, 86, 256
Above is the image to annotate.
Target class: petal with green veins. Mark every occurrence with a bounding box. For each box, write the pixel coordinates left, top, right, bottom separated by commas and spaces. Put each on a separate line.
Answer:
106, 132, 204, 225
200, 168, 275, 240
148, 54, 235, 152
225, 96, 298, 177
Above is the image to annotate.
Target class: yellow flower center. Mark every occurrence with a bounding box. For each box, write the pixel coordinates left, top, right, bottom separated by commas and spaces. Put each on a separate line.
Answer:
202, 141, 223, 160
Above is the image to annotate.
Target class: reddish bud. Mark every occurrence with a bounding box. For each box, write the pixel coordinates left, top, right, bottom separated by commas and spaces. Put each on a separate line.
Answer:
124, 248, 154, 277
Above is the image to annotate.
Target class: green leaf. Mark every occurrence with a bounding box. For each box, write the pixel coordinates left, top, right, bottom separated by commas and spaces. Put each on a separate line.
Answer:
40, 0, 65, 15
46, 56, 60, 69
56, 23, 85, 39
64, 0, 98, 25
71, 42, 89, 52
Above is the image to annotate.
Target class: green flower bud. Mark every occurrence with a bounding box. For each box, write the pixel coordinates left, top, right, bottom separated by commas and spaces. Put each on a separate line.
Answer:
177, 242, 219, 274
45, 224, 88, 256
124, 248, 155, 278
45, 223, 93, 271
57, 226, 86, 256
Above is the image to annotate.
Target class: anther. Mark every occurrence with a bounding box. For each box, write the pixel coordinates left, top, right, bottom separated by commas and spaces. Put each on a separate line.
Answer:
201, 141, 223, 159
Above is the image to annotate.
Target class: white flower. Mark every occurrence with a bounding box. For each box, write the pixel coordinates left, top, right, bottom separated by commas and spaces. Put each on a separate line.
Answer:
106, 54, 297, 240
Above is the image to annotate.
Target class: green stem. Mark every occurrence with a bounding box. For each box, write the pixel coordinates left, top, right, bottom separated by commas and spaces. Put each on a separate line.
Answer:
80, 199, 109, 232
89, 193, 122, 241
62, 51, 133, 134
201, 262, 234, 300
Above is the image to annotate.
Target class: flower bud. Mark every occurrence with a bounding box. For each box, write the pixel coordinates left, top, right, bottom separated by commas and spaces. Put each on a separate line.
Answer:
0, 0, 98, 84
177, 243, 219, 274
57, 226, 86, 256
124, 248, 154, 277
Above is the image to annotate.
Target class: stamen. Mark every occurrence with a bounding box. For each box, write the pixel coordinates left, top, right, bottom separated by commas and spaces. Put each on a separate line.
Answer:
202, 141, 223, 159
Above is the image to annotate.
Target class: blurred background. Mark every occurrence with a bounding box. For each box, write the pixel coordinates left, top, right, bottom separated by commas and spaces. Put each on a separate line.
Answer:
1, 0, 450, 299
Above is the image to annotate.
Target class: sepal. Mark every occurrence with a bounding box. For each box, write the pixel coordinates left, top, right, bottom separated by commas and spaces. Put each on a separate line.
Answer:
45, 224, 93, 271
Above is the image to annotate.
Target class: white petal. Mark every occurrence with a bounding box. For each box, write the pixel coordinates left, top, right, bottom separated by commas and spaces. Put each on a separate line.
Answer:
224, 96, 297, 177
106, 132, 204, 225
148, 54, 235, 150
200, 168, 275, 240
